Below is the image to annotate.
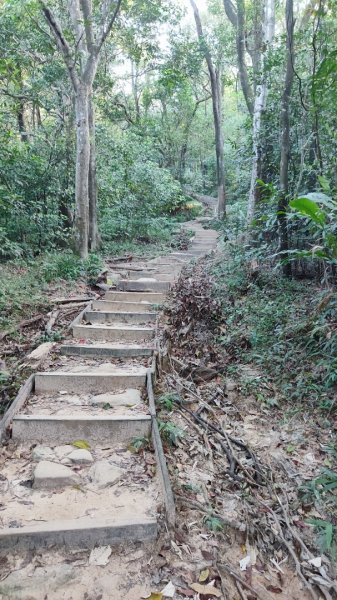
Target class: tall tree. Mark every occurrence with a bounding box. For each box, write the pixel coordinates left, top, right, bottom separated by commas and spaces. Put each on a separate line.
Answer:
277, 0, 294, 276
40, 0, 122, 258
246, 0, 275, 226
189, 0, 226, 218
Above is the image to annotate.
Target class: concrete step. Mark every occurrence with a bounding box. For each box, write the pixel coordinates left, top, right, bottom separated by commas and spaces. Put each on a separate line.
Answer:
93, 299, 162, 313
34, 369, 148, 393
0, 441, 157, 549
0, 517, 157, 550
73, 323, 155, 342
12, 414, 151, 444
85, 310, 157, 324
104, 291, 165, 303
61, 343, 154, 358
117, 280, 170, 293
121, 272, 176, 281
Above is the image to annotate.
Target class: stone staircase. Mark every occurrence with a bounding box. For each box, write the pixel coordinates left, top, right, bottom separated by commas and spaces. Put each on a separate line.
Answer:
0, 221, 218, 554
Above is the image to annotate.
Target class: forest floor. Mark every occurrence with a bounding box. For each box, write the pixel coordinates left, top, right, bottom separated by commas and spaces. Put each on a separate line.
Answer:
0, 223, 336, 599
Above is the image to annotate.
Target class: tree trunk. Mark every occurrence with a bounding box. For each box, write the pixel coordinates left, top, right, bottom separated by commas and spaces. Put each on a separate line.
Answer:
88, 88, 99, 251
236, 0, 254, 116
246, 0, 275, 227
74, 84, 90, 259
190, 0, 226, 218
278, 0, 294, 277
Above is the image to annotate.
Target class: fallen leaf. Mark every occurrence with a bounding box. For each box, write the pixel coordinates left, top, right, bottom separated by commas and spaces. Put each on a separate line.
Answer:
161, 581, 175, 597
190, 582, 222, 597
177, 589, 194, 597
199, 568, 210, 582
88, 546, 111, 566
239, 555, 251, 571
308, 556, 322, 568
72, 439, 91, 449
266, 585, 282, 594
142, 594, 162, 600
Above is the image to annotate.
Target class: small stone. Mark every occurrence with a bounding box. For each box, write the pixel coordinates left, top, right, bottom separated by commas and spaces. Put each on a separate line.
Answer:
67, 449, 93, 464
88, 460, 123, 489
32, 446, 54, 462
226, 380, 236, 391
54, 445, 74, 459
33, 461, 80, 489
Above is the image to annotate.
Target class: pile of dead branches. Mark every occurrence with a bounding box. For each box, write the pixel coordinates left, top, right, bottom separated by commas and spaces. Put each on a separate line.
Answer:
163, 261, 223, 372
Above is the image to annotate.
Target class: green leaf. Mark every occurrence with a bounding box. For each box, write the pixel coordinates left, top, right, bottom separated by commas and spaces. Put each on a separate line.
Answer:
289, 197, 326, 225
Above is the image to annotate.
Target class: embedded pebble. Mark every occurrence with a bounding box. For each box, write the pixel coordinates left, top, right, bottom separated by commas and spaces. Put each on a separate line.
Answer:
88, 460, 123, 488
33, 461, 80, 489
32, 446, 55, 462
67, 449, 93, 464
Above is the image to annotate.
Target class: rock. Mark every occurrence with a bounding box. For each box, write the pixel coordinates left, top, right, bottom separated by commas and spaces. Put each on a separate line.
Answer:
32, 446, 55, 462
67, 449, 93, 464
91, 389, 141, 407
33, 461, 80, 489
226, 380, 236, 392
54, 445, 74, 459
88, 460, 123, 489
26, 342, 55, 364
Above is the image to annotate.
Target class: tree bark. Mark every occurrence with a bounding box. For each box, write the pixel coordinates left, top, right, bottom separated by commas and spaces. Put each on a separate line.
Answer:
74, 85, 90, 259
190, 0, 226, 218
246, 0, 275, 227
88, 88, 99, 251
277, 0, 294, 277
236, 0, 254, 116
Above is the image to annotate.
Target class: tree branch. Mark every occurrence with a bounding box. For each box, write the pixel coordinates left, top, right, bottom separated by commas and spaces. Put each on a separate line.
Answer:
80, 0, 95, 55
97, 0, 122, 54
39, 1, 79, 91
222, 0, 237, 27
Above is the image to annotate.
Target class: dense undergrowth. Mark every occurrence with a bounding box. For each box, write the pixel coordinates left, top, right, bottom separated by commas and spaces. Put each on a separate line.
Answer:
212, 246, 337, 412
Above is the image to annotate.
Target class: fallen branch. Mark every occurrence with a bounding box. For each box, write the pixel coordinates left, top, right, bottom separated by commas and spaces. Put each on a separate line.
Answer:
218, 563, 264, 599
0, 314, 45, 342
52, 296, 93, 304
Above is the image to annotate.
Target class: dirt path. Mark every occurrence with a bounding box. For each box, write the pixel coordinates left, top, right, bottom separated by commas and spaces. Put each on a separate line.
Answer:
0, 220, 219, 599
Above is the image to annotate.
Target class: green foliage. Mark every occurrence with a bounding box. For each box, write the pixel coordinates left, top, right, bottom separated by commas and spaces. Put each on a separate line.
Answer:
307, 519, 337, 557
129, 435, 150, 453
41, 252, 103, 283
288, 193, 337, 265
158, 420, 184, 446
157, 392, 180, 411
203, 515, 224, 532
211, 246, 337, 407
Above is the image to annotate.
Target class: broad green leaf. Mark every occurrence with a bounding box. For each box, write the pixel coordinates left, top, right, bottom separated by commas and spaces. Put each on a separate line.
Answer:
289, 197, 326, 225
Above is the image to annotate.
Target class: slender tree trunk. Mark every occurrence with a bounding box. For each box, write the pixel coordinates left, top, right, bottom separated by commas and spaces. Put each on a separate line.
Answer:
277, 0, 294, 277
74, 84, 90, 259
88, 88, 99, 251
246, 0, 275, 226
17, 100, 28, 142
190, 0, 226, 217
236, 0, 254, 116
